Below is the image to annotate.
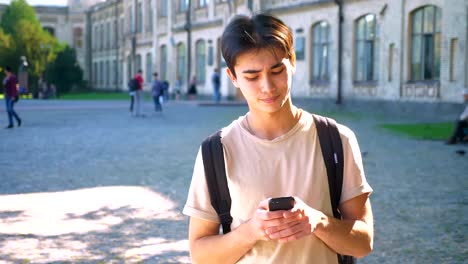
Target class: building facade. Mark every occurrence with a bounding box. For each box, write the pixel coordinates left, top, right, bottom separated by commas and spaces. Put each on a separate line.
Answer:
2, 0, 467, 103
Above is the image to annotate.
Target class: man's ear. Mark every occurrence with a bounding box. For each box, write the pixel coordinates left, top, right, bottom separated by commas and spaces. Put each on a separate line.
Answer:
226, 67, 239, 88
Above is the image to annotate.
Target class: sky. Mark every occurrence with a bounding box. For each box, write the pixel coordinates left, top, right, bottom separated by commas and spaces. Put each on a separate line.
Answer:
0, 0, 67, 6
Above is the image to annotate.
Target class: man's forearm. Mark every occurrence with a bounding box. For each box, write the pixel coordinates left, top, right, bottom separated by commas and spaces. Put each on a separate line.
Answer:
313, 213, 374, 258
190, 222, 256, 264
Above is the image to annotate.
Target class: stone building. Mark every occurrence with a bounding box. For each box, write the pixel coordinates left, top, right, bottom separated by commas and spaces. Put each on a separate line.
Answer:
1, 0, 467, 103
109, 0, 466, 103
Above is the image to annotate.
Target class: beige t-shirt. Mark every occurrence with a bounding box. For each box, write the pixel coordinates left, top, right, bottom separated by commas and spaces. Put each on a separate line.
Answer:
183, 110, 372, 263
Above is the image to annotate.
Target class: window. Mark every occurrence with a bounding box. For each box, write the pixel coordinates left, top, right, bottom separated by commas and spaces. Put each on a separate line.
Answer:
43, 26, 55, 36
312, 21, 331, 81
105, 22, 111, 48
93, 26, 97, 49
136, 54, 142, 73
129, 8, 133, 33
450, 38, 457, 81
160, 0, 167, 17
146, 52, 152, 82
147, 0, 153, 32
73, 27, 83, 48
137, 2, 143, 33
113, 60, 117, 86
388, 43, 394, 82
295, 36, 305, 61
198, 0, 208, 8
177, 43, 186, 83
106, 60, 110, 85
179, 0, 188, 12
410, 5, 441, 81
160, 45, 167, 80
93, 62, 97, 85
100, 24, 104, 49
196, 40, 206, 82
127, 56, 132, 80
355, 14, 379, 82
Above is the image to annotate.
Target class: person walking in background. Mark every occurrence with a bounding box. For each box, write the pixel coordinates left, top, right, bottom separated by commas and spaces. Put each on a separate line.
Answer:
212, 68, 221, 103
187, 75, 197, 100
133, 69, 144, 117
174, 75, 182, 101
3, 66, 21, 129
446, 89, 468, 144
151, 72, 163, 112
183, 14, 373, 263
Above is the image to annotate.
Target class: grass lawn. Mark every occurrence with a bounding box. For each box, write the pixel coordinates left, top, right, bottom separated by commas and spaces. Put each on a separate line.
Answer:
379, 122, 454, 141
59, 91, 130, 100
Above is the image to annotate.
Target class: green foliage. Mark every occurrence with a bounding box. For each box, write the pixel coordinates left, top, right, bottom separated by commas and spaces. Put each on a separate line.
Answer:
0, 0, 62, 94
0, 0, 38, 35
379, 122, 453, 140
45, 45, 84, 95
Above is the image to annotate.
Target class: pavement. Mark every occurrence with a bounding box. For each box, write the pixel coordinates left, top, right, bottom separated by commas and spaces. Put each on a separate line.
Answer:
0, 98, 467, 263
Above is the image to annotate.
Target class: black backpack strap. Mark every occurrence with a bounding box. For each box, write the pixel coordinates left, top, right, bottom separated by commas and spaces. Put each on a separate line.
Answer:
313, 114, 355, 264
313, 114, 343, 219
201, 130, 233, 234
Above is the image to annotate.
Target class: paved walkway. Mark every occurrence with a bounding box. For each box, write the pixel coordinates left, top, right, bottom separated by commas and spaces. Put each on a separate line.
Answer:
0, 99, 466, 263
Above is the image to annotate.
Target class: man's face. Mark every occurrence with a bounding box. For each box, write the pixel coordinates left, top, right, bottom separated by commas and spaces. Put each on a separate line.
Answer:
226, 47, 295, 115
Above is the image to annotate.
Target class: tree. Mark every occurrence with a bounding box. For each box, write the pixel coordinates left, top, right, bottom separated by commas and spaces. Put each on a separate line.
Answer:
0, 0, 61, 95
45, 45, 84, 95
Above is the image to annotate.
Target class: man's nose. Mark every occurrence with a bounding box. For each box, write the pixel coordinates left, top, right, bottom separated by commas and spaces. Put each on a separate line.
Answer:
261, 75, 276, 93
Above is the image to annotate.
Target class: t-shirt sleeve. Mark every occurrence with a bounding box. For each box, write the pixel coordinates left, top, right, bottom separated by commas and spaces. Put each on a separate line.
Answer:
339, 125, 373, 204
182, 148, 220, 223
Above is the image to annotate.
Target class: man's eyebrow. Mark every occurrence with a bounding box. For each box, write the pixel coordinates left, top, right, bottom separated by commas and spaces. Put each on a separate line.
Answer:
241, 62, 284, 74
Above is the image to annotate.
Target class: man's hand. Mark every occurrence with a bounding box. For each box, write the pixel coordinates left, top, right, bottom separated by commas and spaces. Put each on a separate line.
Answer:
264, 196, 324, 243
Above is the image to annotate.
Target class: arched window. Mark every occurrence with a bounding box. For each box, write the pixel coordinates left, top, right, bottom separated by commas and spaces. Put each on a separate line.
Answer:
410, 5, 441, 81
196, 40, 206, 83
311, 21, 331, 81
137, 2, 143, 33
73, 27, 83, 48
160, 45, 167, 80
43, 26, 55, 36
355, 14, 379, 81
179, 0, 188, 12
177, 43, 186, 83
146, 52, 152, 82
127, 55, 132, 80
136, 54, 142, 73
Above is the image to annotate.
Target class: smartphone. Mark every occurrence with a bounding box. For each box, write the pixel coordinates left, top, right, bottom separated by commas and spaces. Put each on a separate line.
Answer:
268, 196, 295, 211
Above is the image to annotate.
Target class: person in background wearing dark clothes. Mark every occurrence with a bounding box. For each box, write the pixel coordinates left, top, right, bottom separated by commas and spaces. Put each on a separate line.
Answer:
212, 68, 221, 103
188, 76, 197, 100
446, 89, 468, 144
3, 66, 21, 129
151, 72, 163, 112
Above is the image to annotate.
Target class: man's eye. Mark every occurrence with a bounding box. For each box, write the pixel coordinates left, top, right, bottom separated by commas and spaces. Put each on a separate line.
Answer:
272, 67, 284, 75
245, 76, 258, 81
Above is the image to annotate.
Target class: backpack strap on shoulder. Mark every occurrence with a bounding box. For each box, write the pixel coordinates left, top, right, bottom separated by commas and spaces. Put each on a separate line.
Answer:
201, 130, 233, 234
313, 114, 343, 219
313, 114, 355, 264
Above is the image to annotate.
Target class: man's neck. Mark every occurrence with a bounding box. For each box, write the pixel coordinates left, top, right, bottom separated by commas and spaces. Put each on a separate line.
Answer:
246, 101, 301, 140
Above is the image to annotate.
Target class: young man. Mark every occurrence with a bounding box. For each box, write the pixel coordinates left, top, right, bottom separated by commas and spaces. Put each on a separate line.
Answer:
183, 14, 373, 263
212, 68, 221, 103
3, 66, 21, 129
133, 69, 144, 117
151, 72, 163, 112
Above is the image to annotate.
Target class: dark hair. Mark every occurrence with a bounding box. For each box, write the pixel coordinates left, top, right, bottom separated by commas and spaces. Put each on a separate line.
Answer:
221, 14, 295, 77
5, 66, 12, 72
137, 69, 142, 73
153, 72, 158, 77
